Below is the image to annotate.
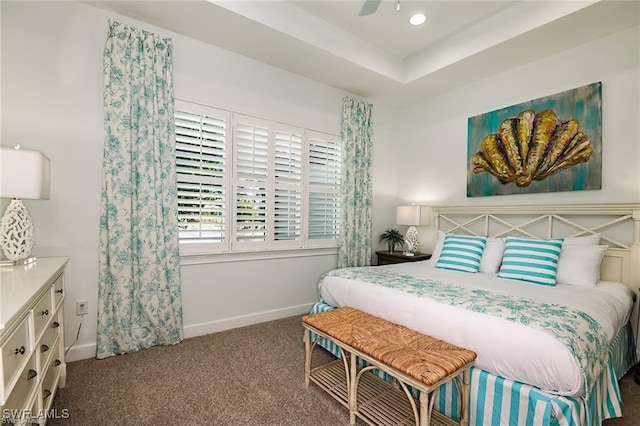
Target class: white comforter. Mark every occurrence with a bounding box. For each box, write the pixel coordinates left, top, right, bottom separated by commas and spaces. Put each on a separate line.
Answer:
318, 260, 634, 397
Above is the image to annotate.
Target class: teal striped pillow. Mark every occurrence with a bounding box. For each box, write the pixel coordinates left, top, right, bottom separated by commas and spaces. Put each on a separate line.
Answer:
435, 234, 487, 273
498, 237, 564, 286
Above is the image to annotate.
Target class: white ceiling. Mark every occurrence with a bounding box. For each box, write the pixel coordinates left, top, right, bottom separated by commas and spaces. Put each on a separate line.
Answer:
290, 1, 518, 59
88, 0, 639, 107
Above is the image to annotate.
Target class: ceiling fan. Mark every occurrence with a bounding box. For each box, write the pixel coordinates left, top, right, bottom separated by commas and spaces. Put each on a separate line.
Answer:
359, 0, 400, 16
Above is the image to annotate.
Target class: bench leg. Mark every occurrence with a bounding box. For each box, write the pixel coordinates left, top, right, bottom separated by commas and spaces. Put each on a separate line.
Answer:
304, 328, 311, 388
349, 352, 357, 425
419, 390, 432, 426
459, 369, 470, 426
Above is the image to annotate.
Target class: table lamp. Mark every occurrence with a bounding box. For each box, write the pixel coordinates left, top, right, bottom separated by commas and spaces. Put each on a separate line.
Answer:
0, 146, 50, 265
396, 205, 431, 254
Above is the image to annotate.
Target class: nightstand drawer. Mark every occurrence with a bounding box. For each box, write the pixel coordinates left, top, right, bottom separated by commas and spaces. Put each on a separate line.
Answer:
2, 316, 32, 397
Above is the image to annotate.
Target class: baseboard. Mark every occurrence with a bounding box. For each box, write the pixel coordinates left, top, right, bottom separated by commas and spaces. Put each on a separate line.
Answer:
65, 342, 98, 362
183, 303, 315, 339
64, 303, 315, 361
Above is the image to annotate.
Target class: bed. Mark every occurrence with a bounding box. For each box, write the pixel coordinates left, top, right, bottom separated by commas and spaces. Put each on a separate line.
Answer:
309, 203, 640, 426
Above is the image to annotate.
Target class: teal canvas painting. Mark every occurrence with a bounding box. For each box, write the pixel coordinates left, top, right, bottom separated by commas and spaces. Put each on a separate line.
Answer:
467, 82, 602, 197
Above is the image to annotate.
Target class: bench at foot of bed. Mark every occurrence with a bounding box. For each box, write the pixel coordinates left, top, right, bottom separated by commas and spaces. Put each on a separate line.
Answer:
302, 306, 477, 426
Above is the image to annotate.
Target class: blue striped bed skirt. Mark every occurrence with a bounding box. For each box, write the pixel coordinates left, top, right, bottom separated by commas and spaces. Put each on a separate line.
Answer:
308, 302, 637, 426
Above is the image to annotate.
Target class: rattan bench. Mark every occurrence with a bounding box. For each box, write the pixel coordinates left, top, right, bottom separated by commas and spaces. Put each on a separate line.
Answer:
302, 307, 476, 426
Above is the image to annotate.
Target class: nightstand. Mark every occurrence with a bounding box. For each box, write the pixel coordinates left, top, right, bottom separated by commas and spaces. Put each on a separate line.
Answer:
376, 251, 431, 265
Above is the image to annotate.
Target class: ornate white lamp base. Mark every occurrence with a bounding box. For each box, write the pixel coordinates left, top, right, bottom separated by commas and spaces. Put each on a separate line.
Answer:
404, 226, 420, 253
0, 199, 36, 263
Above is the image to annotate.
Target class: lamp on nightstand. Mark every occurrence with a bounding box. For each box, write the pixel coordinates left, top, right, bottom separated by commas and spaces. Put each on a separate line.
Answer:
0, 145, 50, 265
396, 205, 432, 254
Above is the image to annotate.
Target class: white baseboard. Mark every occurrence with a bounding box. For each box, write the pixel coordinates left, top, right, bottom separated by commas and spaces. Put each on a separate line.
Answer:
183, 303, 314, 338
65, 342, 98, 362
64, 303, 315, 361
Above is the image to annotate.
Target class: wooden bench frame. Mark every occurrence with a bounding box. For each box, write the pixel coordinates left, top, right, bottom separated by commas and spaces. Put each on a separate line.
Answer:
303, 322, 474, 426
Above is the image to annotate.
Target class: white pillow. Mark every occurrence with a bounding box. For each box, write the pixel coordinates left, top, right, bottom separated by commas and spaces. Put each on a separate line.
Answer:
563, 234, 601, 245
431, 230, 446, 262
557, 233, 601, 280
479, 237, 505, 273
556, 244, 609, 286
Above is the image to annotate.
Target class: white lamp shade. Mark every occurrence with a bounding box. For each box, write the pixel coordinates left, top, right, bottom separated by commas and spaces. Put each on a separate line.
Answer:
1, 147, 50, 200
396, 205, 431, 226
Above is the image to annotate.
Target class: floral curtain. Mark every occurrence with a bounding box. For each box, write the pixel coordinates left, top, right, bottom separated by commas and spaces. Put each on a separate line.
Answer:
338, 97, 373, 268
97, 21, 183, 359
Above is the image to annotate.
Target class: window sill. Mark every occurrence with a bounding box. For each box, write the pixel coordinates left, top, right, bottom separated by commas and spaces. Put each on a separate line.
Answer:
179, 246, 339, 266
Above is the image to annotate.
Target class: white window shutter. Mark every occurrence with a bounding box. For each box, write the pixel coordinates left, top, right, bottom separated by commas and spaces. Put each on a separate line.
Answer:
175, 103, 230, 253
307, 130, 341, 243
233, 114, 270, 248
273, 126, 303, 245
175, 100, 340, 255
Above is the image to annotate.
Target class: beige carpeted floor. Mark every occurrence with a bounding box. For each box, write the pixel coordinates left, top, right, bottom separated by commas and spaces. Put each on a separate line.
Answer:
50, 316, 640, 425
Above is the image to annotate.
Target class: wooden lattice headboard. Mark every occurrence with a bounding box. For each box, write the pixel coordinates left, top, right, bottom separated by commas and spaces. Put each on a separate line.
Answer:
432, 203, 640, 343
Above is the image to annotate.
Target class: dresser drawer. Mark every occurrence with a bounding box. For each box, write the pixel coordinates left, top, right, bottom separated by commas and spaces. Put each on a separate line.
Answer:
1, 354, 38, 411
40, 348, 62, 412
2, 316, 32, 398
32, 292, 52, 341
52, 275, 64, 310
38, 311, 61, 371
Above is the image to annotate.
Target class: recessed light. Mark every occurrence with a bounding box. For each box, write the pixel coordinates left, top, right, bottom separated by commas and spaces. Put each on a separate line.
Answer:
409, 13, 427, 26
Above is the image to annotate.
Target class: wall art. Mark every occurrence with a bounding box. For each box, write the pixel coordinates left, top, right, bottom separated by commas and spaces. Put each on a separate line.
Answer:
467, 82, 602, 197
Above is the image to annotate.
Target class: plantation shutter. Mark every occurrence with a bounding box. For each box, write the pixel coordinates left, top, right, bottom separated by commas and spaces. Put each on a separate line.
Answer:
273, 125, 303, 245
307, 130, 341, 242
175, 103, 229, 252
233, 114, 269, 247
175, 100, 340, 254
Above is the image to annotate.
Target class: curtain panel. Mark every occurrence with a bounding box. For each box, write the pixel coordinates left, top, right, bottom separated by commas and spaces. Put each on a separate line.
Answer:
339, 97, 373, 268
97, 21, 183, 359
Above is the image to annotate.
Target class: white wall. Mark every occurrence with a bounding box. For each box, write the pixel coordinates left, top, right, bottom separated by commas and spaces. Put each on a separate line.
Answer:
0, 1, 397, 360
396, 26, 640, 251
371, 102, 401, 258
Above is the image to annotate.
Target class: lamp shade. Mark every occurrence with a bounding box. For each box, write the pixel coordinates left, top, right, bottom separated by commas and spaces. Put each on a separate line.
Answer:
396, 205, 431, 226
1, 147, 50, 200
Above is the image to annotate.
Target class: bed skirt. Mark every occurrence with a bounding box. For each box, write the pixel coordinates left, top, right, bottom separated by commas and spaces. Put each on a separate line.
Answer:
308, 302, 637, 426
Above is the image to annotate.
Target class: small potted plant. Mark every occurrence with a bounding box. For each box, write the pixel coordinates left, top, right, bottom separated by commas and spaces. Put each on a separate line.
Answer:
379, 228, 405, 253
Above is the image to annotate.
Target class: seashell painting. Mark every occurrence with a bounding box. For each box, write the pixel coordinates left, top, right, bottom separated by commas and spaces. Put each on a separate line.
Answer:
471, 109, 593, 187
467, 82, 602, 197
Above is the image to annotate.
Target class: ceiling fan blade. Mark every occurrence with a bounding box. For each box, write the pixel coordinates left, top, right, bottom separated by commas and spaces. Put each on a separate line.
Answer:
359, 0, 382, 16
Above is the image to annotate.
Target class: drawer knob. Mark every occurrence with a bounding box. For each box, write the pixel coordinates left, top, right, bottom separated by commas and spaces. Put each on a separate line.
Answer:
41, 309, 49, 316
27, 369, 37, 381
54, 359, 62, 367
43, 389, 52, 399
52, 321, 60, 328
14, 345, 26, 355
55, 289, 63, 294
41, 344, 49, 353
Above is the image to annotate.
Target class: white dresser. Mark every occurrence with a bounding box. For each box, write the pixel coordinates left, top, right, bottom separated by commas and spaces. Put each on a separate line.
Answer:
0, 257, 68, 424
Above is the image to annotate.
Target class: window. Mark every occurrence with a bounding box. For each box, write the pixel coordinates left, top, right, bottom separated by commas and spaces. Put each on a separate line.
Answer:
175, 100, 341, 255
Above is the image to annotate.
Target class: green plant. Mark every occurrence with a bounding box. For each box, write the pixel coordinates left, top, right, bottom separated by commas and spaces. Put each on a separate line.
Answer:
379, 228, 405, 252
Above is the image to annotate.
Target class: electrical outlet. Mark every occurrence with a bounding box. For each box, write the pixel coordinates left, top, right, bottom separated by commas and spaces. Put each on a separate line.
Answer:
76, 300, 88, 316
